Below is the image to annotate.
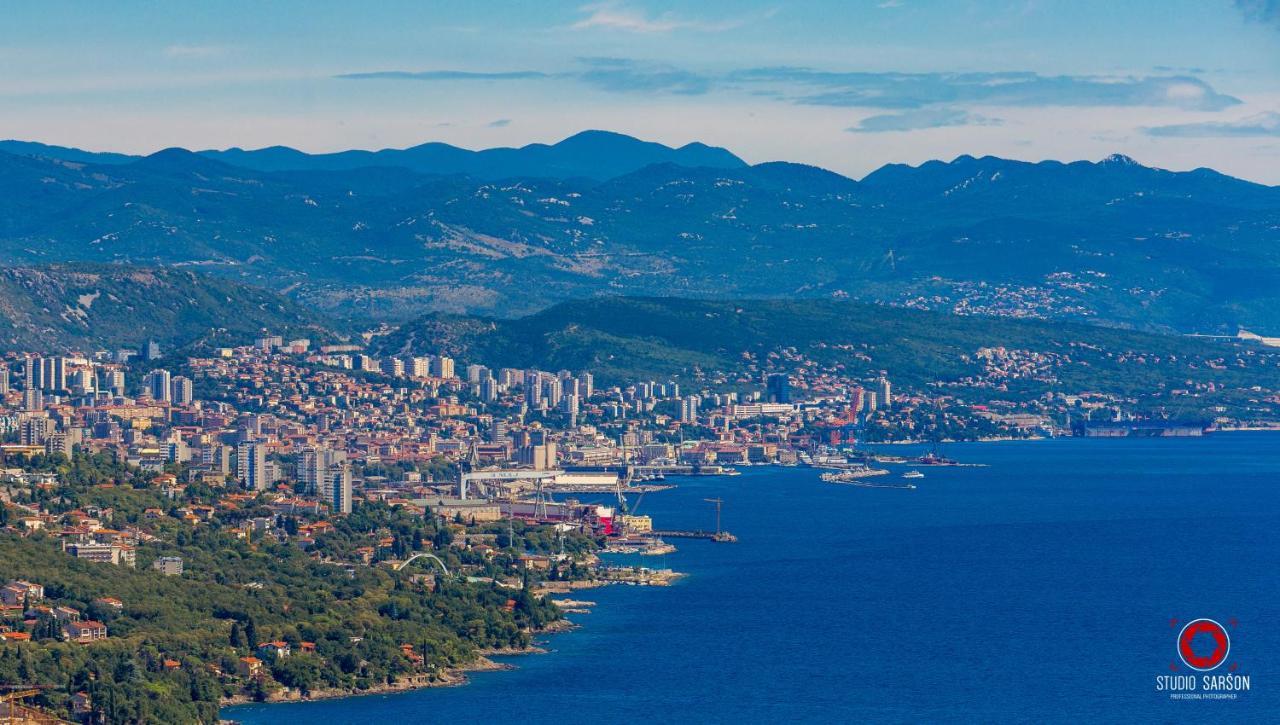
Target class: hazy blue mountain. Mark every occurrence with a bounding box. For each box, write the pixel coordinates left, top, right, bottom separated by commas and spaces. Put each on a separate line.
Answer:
1, 131, 746, 181
0, 140, 1278, 333
0, 139, 137, 165
198, 130, 746, 180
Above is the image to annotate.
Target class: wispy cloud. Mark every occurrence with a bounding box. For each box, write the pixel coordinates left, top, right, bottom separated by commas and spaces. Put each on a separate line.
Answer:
488, 118, 512, 128
1236, 0, 1280, 26
1145, 111, 1280, 137
335, 69, 549, 81
335, 62, 1241, 112
729, 68, 1240, 111
569, 1, 747, 33
576, 57, 711, 94
163, 44, 227, 59
847, 107, 1001, 133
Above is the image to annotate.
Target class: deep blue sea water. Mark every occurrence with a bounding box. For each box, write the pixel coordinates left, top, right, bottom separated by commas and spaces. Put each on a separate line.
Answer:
225, 434, 1280, 723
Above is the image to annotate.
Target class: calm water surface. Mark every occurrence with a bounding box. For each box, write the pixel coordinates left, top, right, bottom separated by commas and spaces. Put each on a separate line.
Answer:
225, 434, 1280, 723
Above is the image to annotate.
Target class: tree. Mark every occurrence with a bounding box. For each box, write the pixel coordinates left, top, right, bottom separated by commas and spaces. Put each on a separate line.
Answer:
272, 655, 322, 696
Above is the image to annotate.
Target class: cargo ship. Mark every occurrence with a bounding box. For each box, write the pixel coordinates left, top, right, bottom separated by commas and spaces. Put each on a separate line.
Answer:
1079, 422, 1209, 437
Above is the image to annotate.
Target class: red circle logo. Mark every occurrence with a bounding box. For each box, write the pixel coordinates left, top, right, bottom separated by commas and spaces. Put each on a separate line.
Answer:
1177, 618, 1230, 671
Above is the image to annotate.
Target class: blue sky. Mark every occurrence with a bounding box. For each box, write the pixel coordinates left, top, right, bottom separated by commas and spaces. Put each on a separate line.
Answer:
4, 1, 1280, 181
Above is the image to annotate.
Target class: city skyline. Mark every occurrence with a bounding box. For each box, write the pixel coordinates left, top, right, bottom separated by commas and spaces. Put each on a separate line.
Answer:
4, 1, 1280, 182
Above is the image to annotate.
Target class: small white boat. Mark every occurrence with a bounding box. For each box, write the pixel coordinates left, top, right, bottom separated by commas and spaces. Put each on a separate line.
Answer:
902, 470, 925, 479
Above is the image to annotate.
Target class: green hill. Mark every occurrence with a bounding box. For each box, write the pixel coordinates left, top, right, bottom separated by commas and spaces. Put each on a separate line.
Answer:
378, 297, 1280, 400
0, 264, 341, 352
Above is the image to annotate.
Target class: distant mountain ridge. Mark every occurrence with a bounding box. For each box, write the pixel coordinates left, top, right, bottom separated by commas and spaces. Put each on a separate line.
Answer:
0, 134, 1279, 334
0, 130, 746, 181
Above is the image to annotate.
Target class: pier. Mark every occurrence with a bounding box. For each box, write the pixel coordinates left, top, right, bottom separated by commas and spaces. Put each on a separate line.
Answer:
650, 529, 738, 543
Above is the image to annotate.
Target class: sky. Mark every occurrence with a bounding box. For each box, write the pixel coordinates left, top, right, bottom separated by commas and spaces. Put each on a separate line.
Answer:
4, 1, 1280, 182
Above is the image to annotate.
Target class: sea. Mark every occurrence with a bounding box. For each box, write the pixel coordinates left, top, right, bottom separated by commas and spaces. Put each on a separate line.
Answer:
224, 433, 1280, 723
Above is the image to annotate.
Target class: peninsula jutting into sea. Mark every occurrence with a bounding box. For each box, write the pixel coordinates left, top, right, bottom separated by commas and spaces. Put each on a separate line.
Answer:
2, 2, 1279, 722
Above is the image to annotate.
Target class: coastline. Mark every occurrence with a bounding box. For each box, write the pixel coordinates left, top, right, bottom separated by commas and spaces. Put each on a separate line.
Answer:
220, 618, 579, 711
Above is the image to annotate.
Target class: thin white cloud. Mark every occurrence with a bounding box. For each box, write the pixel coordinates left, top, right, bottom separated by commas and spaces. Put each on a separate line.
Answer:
848, 107, 1001, 133
1145, 111, 1280, 137
335, 60, 1242, 114
570, 2, 745, 33
163, 44, 227, 59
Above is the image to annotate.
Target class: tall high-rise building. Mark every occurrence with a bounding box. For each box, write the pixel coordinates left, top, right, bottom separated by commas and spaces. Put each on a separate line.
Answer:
236, 443, 268, 491
877, 377, 892, 410
0, 366, 9, 395
324, 463, 353, 514
299, 446, 347, 495
145, 369, 172, 403
562, 393, 580, 427
865, 391, 879, 413
200, 445, 233, 476
144, 340, 162, 361
39, 357, 67, 392
430, 355, 455, 379
478, 377, 498, 403
170, 376, 194, 406
849, 386, 865, 413
525, 374, 544, 407
21, 358, 35, 390
543, 378, 563, 408
766, 374, 791, 404
69, 369, 95, 396
410, 356, 431, 377
488, 419, 511, 444
580, 372, 594, 399
105, 370, 126, 397
388, 358, 405, 377
20, 417, 53, 445
680, 395, 700, 424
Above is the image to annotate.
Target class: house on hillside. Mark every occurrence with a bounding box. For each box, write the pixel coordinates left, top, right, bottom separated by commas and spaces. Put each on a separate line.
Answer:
64, 620, 107, 643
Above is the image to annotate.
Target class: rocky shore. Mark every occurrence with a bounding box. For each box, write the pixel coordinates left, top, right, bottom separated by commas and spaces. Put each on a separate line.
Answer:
220, 618, 577, 710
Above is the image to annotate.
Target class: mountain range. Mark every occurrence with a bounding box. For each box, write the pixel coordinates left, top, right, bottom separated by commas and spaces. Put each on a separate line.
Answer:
0, 130, 745, 181
1, 131, 1278, 333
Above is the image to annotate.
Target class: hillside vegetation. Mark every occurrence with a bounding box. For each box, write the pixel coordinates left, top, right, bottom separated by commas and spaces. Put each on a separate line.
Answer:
0, 264, 340, 352
378, 296, 1280, 399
